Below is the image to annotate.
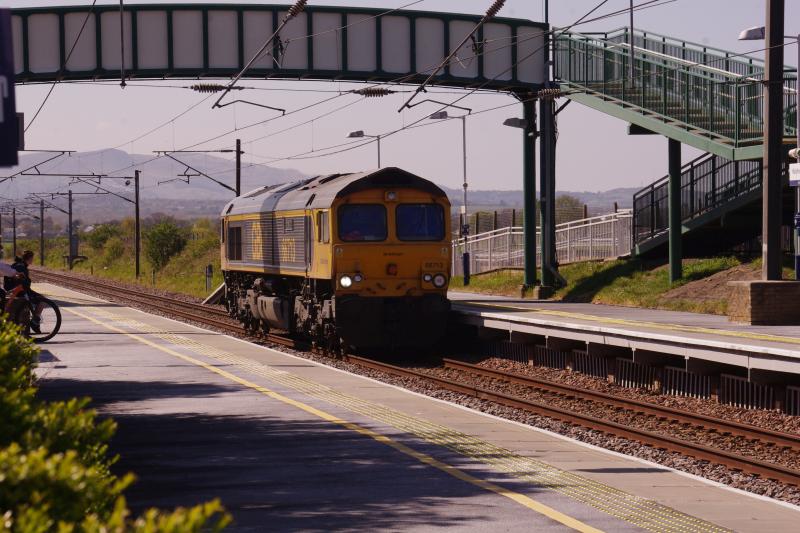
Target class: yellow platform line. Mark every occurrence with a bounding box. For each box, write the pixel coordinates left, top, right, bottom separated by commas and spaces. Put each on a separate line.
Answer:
68, 303, 731, 533
63, 306, 601, 533
462, 301, 800, 347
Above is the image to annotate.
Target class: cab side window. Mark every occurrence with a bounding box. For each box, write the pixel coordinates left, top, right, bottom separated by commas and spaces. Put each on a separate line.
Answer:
227, 226, 242, 260
317, 211, 330, 243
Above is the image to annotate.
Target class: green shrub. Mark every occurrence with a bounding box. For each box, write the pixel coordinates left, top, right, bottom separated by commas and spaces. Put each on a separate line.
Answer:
0, 320, 230, 531
144, 222, 188, 270
102, 237, 126, 266
86, 224, 122, 250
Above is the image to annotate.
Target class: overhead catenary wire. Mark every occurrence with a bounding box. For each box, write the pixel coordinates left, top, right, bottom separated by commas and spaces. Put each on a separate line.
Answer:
47, 0, 674, 177
17, 0, 674, 167
243, 0, 664, 165
93, 0, 682, 182
14, 0, 687, 196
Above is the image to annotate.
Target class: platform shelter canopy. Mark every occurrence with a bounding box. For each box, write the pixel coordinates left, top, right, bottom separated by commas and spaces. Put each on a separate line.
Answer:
10, 4, 547, 91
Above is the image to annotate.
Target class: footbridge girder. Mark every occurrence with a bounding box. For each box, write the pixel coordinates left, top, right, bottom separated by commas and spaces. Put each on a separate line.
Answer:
10, 4, 546, 91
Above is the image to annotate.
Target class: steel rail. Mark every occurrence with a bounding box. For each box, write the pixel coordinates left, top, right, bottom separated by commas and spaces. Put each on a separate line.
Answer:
32, 269, 240, 332
31, 269, 306, 350
343, 354, 800, 486
443, 358, 800, 453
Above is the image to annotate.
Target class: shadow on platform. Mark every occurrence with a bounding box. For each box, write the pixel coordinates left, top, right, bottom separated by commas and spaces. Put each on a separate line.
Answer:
37, 376, 538, 531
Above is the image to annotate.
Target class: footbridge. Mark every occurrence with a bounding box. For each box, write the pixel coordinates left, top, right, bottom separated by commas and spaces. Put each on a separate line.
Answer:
554, 27, 797, 272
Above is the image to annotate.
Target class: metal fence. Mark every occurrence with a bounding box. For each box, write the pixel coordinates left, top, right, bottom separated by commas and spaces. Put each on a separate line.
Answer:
452, 211, 632, 276
451, 206, 588, 237
719, 374, 775, 411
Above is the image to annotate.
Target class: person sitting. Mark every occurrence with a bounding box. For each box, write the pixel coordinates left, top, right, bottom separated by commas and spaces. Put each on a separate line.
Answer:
0, 260, 23, 299
4, 251, 43, 333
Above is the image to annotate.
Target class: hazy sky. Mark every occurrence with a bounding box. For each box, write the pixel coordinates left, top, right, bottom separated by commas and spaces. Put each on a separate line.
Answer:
5, 0, 800, 196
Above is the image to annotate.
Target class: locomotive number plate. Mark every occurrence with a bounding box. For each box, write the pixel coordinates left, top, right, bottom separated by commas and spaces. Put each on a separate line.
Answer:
424, 262, 444, 269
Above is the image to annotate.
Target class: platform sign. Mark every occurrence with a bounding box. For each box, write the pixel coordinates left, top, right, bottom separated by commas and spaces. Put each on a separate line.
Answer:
790, 163, 800, 187
0, 8, 18, 167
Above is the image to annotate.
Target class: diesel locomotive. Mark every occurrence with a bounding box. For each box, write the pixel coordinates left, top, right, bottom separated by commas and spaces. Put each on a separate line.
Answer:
220, 167, 451, 349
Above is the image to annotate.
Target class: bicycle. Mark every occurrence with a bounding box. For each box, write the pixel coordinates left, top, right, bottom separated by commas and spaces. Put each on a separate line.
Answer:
1, 287, 62, 343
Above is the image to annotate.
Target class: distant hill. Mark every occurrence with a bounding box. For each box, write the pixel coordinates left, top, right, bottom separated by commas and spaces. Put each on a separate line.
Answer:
2, 149, 305, 202
442, 186, 637, 214
1, 150, 639, 225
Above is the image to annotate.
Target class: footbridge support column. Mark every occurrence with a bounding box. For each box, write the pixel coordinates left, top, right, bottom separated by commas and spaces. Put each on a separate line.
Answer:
539, 97, 557, 291
522, 98, 538, 288
668, 138, 683, 283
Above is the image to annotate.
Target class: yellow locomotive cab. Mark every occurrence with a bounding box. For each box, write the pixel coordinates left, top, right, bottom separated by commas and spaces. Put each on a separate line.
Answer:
220, 167, 452, 349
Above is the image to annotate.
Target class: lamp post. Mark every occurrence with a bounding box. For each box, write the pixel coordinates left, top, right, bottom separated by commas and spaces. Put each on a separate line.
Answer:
347, 130, 382, 168
428, 111, 468, 232
740, 20, 797, 280
428, 111, 470, 285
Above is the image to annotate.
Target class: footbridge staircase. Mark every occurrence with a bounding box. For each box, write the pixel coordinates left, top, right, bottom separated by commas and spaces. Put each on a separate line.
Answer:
553, 28, 797, 256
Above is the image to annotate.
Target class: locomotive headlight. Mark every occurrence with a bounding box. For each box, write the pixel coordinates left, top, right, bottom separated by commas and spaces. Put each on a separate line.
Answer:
422, 273, 433, 283
432, 273, 447, 288
339, 275, 353, 288
354, 273, 364, 282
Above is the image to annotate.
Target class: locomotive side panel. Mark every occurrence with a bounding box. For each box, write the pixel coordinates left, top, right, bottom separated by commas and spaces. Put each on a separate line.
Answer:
222, 211, 317, 277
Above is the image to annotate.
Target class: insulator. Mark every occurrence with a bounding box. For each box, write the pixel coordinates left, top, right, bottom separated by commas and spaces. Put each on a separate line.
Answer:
190, 83, 243, 93
190, 83, 226, 93
287, 0, 308, 18
351, 87, 396, 98
538, 87, 563, 100
485, 0, 506, 19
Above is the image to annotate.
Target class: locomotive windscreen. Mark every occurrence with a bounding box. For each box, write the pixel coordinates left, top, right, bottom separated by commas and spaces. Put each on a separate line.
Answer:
338, 205, 387, 242
396, 204, 445, 241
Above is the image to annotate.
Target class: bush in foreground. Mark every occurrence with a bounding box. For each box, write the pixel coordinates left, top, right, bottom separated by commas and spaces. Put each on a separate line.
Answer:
0, 320, 230, 532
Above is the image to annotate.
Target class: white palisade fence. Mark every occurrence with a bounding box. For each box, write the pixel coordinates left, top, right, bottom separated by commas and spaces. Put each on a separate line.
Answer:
452, 211, 632, 276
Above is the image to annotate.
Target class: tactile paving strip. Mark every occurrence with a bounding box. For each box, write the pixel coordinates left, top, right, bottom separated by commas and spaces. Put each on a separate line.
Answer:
78, 303, 729, 533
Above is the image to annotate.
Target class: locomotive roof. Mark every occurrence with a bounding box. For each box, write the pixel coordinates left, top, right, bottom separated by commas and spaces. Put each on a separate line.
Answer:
221, 167, 448, 216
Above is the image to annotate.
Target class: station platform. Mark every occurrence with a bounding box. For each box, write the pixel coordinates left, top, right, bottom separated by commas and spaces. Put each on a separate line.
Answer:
33, 282, 800, 532
449, 292, 800, 375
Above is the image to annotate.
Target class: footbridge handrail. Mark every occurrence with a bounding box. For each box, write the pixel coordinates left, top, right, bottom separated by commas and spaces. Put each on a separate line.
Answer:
560, 30, 765, 82
554, 27, 798, 152
575, 26, 768, 76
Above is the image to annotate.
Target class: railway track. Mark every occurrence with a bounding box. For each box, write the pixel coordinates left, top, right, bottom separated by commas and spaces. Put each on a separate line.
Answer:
33, 269, 306, 350
34, 268, 800, 486
343, 354, 800, 487
33, 269, 243, 333
442, 358, 800, 453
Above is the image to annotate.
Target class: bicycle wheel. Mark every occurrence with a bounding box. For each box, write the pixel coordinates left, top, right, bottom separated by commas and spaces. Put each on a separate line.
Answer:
22, 297, 62, 343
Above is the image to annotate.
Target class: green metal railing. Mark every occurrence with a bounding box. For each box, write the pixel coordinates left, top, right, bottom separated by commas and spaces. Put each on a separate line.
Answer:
554, 28, 797, 147
597, 27, 765, 78
632, 153, 763, 246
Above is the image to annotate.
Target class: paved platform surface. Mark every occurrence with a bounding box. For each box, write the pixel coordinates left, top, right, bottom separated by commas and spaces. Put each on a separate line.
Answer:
450, 291, 800, 373
33, 283, 800, 532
